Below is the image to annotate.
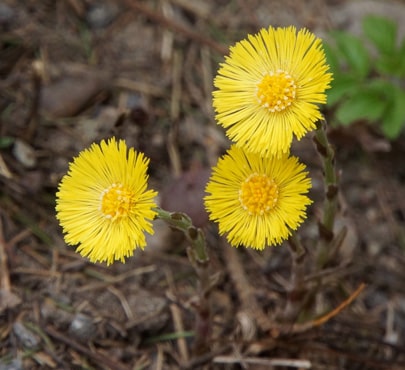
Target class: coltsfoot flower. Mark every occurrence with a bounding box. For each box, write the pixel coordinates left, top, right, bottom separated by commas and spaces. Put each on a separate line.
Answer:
213, 26, 332, 157
204, 145, 312, 249
56, 137, 157, 265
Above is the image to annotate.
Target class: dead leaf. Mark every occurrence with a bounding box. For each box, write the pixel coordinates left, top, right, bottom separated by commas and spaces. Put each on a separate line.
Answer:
40, 66, 111, 118
12, 139, 37, 168
0, 154, 13, 179
0, 289, 22, 314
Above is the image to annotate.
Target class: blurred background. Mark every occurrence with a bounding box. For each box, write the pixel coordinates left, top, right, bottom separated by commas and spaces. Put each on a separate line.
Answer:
1, 0, 405, 369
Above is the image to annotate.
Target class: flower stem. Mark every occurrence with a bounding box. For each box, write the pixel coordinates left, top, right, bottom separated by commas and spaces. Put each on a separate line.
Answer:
313, 118, 339, 268
154, 207, 212, 355
154, 208, 208, 262
283, 231, 308, 321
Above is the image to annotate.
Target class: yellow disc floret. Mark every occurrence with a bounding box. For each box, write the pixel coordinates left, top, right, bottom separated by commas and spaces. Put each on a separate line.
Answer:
100, 183, 135, 220
256, 70, 297, 112
239, 174, 278, 215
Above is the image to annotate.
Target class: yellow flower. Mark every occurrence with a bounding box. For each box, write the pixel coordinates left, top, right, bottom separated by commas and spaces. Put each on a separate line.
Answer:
213, 26, 332, 157
56, 138, 157, 265
204, 146, 312, 249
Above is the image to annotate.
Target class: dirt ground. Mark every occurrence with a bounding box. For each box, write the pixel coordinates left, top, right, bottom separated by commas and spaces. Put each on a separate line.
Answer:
1, 0, 405, 369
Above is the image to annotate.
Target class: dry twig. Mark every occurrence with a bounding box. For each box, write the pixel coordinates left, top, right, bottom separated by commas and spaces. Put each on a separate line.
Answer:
275, 283, 366, 335
0, 217, 11, 292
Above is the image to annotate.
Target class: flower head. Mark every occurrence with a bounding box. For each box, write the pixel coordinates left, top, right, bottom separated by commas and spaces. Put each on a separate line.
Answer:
213, 26, 332, 157
204, 145, 312, 249
56, 137, 157, 265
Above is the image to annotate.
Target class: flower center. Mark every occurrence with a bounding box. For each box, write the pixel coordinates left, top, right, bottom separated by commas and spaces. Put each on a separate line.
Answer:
100, 183, 135, 220
256, 69, 297, 112
239, 174, 279, 215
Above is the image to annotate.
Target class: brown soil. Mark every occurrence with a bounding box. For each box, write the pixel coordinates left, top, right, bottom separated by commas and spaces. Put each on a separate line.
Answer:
1, 0, 405, 369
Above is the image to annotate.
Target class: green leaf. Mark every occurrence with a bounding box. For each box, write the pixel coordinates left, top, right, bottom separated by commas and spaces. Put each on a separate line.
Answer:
396, 38, 405, 76
363, 15, 397, 56
381, 87, 405, 139
367, 78, 396, 93
375, 54, 402, 76
323, 42, 341, 76
335, 89, 387, 125
331, 31, 371, 79
326, 75, 359, 106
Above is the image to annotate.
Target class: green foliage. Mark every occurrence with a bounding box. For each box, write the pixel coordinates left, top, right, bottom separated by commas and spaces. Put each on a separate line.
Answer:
324, 14, 405, 139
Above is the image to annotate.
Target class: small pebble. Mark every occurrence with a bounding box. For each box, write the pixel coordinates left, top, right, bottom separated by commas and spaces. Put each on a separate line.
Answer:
68, 313, 97, 343
12, 322, 40, 350
0, 358, 23, 370
86, 3, 119, 29
12, 139, 37, 168
0, 3, 15, 29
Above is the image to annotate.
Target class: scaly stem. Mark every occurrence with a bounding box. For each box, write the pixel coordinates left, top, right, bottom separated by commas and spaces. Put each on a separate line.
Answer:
154, 208, 208, 262
154, 207, 212, 355
313, 118, 339, 268
283, 231, 308, 321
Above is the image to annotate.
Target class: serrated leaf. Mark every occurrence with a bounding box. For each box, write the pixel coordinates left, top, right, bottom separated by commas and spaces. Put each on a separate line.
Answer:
335, 90, 386, 125
331, 31, 371, 79
381, 87, 405, 139
363, 15, 397, 56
